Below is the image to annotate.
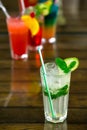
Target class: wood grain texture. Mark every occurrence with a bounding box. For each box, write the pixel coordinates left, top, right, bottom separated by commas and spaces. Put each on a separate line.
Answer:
0, 123, 86, 130
0, 0, 87, 129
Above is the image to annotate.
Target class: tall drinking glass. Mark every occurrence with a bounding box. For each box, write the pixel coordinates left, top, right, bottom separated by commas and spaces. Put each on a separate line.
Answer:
42, 3, 58, 43
18, 0, 43, 51
6, 17, 29, 60
40, 62, 71, 123
28, 19, 43, 51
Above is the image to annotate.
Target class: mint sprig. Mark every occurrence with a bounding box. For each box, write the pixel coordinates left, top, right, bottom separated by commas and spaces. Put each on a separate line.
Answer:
44, 85, 69, 99
55, 58, 70, 73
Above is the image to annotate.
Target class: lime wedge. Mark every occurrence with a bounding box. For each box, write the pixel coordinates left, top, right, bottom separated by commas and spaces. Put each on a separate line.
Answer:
64, 57, 79, 72
55, 57, 79, 73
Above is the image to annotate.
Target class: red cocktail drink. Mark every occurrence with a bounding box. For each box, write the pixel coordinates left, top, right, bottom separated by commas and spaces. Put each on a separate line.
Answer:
21, 13, 43, 51
19, 0, 44, 51
28, 24, 42, 50
6, 17, 29, 60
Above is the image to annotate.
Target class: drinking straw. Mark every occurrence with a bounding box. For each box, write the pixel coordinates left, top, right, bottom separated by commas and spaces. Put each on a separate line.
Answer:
0, 0, 10, 18
38, 47, 55, 118
20, 0, 25, 14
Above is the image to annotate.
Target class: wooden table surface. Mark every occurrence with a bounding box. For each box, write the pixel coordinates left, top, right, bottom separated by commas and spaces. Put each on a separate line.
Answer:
0, 0, 87, 129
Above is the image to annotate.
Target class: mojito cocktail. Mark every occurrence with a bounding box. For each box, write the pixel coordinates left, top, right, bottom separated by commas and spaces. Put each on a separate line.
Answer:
6, 17, 28, 60
40, 57, 79, 123
40, 62, 71, 123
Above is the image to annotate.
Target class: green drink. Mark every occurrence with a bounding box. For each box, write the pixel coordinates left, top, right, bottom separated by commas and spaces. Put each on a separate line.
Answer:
40, 57, 79, 123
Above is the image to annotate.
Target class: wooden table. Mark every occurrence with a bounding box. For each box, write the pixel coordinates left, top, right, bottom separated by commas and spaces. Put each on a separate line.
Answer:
0, 0, 87, 129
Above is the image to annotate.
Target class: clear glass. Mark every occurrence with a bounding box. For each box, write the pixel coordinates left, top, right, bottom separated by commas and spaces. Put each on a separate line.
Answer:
6, 17, 28, 60
40, 62, 71, 123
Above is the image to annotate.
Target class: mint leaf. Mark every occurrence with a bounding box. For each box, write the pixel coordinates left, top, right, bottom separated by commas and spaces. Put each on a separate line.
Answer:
44, 85, 69, 99
55, 58, 70, 73
59, 85, 68, 91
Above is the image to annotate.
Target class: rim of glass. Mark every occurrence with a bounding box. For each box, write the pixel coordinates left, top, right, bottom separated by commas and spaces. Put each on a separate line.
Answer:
40, 65, 71, 77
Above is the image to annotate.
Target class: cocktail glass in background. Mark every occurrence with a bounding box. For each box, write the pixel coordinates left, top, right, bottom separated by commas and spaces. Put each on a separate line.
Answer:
40, 62, 71, 123
28, 16, 43, 51
18, 0, 43, 51
6, 17, 29, 60
18, 0, 58, 48
42, 3, 59, 44
21, 12, 43, 51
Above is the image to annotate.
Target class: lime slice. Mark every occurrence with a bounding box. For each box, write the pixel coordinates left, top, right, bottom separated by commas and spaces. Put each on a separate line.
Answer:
64, 57, 79, 72
21, 15, 39, 36
55, 57, 79, 73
